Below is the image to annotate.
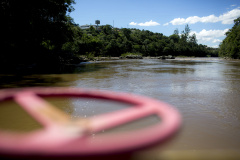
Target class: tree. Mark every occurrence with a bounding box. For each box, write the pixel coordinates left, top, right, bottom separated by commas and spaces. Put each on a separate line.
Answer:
189, 33, 197, 44
173, 29, 179, 35
184, 24, 191, 38
219, 17, 240, 59
169, 34, 180, 43
1, 0, 76, 69
89, 26, 97, 36
122, 28, 131, 40
101, 25, 113, 35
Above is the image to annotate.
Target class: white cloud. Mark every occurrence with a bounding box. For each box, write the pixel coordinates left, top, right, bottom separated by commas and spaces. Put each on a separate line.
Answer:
129, 22, 137, 26
139, 20, 160, 26
211, 45, 219, 48
168, 8, 240, 25
219, 9, 240, 24
129, 20, 160, 26
212, 39, 222, 43
163, 23, 169, 26
190, 29, 229, 44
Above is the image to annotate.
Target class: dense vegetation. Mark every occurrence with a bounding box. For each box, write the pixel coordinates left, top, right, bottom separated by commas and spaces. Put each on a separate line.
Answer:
71, 24, 218, 58
1, 0, 218, 73
1, 0, 77, 72
219, 17, 240, 59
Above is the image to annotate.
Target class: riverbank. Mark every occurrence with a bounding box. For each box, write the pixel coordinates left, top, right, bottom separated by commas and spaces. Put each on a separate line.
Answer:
87, 56, 222, 62
0, 56, 224, 74
86, 55, 175, 61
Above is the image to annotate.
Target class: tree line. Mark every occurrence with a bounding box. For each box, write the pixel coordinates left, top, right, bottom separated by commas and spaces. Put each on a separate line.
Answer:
67, 24, 218, 58
1, 0, 219, 73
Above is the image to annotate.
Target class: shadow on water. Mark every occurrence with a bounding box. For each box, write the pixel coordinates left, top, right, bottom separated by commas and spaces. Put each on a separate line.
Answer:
165, 60, 214, 65
0, 59, 221, 89
0, 74, 64, 89
74, 62, 107, 73
0, 62, 106, 89
152, 67, 195, 74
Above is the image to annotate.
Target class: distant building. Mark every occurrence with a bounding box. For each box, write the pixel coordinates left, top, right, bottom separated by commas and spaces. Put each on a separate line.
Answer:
80, 25, 97, 30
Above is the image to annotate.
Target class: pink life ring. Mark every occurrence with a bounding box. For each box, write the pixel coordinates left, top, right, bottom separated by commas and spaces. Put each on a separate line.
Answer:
0, 87, 181, 156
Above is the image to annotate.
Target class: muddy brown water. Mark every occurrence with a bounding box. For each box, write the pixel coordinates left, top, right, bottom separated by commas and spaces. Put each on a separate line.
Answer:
0, 58, 240, 156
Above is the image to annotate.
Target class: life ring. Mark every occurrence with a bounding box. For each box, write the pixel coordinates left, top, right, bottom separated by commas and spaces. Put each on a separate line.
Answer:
0, 87, 181, 156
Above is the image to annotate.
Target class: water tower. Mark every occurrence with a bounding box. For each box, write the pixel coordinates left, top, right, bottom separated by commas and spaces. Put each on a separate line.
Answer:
95, 20, 100, 30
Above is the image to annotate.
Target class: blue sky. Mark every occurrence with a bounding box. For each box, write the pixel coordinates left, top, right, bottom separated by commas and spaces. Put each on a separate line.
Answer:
70, 0, 240, 48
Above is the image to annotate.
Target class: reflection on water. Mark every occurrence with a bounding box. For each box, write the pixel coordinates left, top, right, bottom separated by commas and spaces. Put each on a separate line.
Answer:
0, 58, 240, 151
0, 75, 64, 88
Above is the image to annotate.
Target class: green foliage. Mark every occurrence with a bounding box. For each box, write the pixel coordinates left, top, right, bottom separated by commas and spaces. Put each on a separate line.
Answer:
85, 52, 95, 60
1, 0, 76, 69
219, 17, 240, 59
1, 0, 217, 73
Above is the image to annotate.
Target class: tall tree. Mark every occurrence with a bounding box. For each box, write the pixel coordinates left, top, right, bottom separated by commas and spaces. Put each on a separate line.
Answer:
184, 24, 191, 38
173, 29, 179, 35
1, 0, 75, 68
189, 33, 197, 45
219, 17, 240, 59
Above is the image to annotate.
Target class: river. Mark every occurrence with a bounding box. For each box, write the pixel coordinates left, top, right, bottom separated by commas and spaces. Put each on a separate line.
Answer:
0, 58, 240, 156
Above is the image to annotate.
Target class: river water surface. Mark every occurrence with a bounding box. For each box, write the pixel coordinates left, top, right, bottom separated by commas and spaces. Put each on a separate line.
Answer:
0, 58, 240, 155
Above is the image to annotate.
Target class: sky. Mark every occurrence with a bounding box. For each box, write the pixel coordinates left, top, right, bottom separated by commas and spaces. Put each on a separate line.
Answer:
70, 0, 240, 48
